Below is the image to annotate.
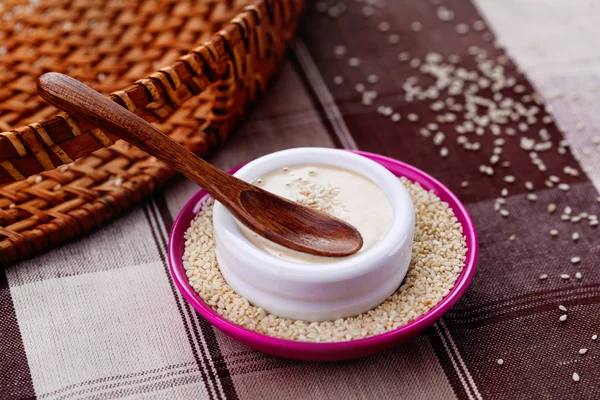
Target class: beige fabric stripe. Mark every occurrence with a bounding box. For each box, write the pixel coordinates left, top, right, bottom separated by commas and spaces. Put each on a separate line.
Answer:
1, 160, 25, 180
1, 131, 28, 157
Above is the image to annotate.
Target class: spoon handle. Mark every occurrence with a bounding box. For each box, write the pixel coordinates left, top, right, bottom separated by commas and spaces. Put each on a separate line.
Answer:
37, 72, 243, 209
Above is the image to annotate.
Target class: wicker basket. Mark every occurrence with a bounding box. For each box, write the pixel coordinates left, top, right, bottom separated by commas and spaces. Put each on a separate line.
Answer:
0, 0, 305, 265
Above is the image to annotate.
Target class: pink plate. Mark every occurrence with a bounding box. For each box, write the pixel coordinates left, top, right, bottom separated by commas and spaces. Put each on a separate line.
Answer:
168, 150, 478, 361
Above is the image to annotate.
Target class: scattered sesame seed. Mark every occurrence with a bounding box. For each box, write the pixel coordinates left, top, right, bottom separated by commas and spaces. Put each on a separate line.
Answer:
473, 20, 485, 31
408, 113, 419, 122
34, 175, 43, 183
550, 229, 559, 237
573, 372, 580, 382
334, 45, 346, 57
348, 57, 361, 67
572, 232, 580, 241
496, 359, 504, 365
560, 314, 568, 321
579, 348, 588, 355
501, 188, 508, 197
378, 21, 391, 32
571, 256, 581, 264
527, 193, 537, 202
548, 203, 557, 213
592, 334, 598, 341
539, 274, 548, 280
508, 234, 516, 241
362, 6, 374, 17
575, 272, 583, 280
411, 21, 423, 32
53, 184, 61, 191
558, 183, 570, 191
461, 181, 469, 188
504, 175, 516, 183
499, 209, 510, 217
525, 181, 533, 191
559, 305, 567, 312
391, 113, 401, 122
9, 203, 16, 209
561, 274, 570, 280
440, 147, 449, 158
455, 24, 469, 35
367, 74, 379, 84
388, 34, 400, 44
114, 177, 123, 187
398, 52, 410, 62
333, 75, 344, 85
355, 83, 365, 92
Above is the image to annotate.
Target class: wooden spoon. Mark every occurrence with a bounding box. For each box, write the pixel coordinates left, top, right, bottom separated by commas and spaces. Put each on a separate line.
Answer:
37, 73, 363, 257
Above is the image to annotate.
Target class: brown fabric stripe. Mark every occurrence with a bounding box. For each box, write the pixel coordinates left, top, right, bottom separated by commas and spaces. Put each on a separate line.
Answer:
154, 191, 239, 400
0, 269, 35, 400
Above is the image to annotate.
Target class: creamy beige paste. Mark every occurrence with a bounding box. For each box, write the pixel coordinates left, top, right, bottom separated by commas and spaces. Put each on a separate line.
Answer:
236, 164, 393, 264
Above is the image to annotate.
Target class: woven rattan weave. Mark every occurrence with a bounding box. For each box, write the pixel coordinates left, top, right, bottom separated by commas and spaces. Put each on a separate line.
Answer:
0, 0, 305, 265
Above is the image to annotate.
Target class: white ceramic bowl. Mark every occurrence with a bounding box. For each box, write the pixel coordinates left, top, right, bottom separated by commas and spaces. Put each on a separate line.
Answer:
212, 148, 415, 321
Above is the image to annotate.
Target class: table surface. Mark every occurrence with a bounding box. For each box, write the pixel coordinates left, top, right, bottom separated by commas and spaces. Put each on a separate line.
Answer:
3, 1, 600, 399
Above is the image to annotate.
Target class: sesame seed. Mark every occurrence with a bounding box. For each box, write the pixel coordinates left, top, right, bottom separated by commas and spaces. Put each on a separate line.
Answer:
560, 314, 568, 321
114, 177, 123, 187
579, 348, 588, 355
550, 229, 559, 237
473, 20, 485, 31
499, 209, 510, 217
398, 52, 410, 62
501, 188, 508, 197
575, 272, 582, 280
455, 24, 469, 34
504, 175, 516, 183
461, 181, 469, 188
334, 45, 346, 57
408, 113, 419, 122
34, 175, 43, 183
561, 274, 570, 280
573, 372, 580, 382
508, 234, 516, 241
391, 113, 401, 122
496, 359, 504, 365
9, 203, 16, 209
571, 256, 581, 264
333, 75, 344, 85
440, 147, 449, 158
592, 334, 598, 341
378, 21, 391, 32
348, 57, 361, 67
539, 274, 548, 280
558, 183, 570, 191
367, 74, 379, 84
362, 6, 374, 16
355, 83, 365, 92
411, 21, 423, 32
565, 206, 572, 215
388, 34, 400, 44
527, 193, 537, 202
548, 203, 557, 213
572, 232, 580, 241
559, 305, 567, 312
53, 184, 61, 191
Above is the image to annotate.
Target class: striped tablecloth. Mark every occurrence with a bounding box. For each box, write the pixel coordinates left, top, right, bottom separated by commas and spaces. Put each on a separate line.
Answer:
3, 1, 600, 399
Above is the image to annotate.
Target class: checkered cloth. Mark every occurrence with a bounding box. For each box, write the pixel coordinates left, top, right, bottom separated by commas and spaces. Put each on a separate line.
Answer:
3, 1, 600, 399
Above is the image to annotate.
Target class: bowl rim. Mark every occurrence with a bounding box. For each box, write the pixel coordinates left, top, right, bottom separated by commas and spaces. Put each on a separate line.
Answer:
212, 147, 415, 282
168, 150, 479, 352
